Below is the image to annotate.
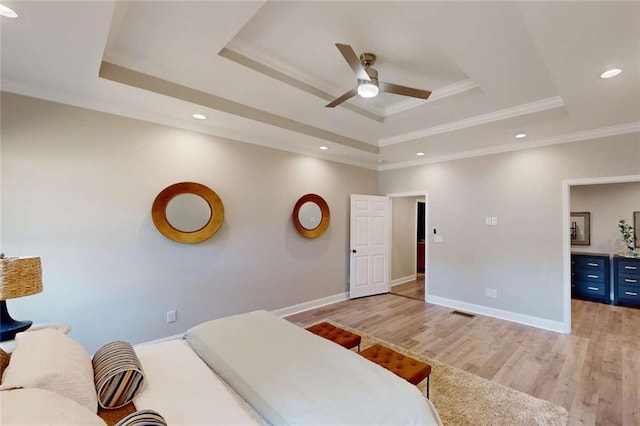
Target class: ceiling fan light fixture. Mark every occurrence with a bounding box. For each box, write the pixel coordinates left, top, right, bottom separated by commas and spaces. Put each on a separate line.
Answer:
357, 81, 379, 98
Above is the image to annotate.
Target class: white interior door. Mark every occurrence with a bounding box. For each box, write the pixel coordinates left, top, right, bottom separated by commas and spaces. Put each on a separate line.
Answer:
349, 194, 390, 298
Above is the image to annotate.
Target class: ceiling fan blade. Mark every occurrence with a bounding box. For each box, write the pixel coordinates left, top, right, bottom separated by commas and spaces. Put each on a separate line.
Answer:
379, 82, 431, 100
325, 88, 358, 108
335, 43, 371, 81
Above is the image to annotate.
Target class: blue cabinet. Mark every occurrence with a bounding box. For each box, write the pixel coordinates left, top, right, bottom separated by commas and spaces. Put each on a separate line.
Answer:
571, 252, 610, 304
613, 256, 640, 307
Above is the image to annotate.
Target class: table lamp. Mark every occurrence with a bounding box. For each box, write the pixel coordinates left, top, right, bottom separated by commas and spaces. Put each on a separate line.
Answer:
0, 254, 43, 341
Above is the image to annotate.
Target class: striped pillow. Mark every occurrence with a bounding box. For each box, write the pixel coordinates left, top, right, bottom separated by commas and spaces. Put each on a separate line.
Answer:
93, 341, 145, 409
115, 409, 167, 426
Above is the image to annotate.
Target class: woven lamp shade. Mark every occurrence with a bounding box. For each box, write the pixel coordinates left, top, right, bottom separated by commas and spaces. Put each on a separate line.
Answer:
0, 257, 43, 300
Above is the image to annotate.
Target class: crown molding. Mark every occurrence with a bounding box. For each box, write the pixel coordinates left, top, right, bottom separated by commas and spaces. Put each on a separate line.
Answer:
9, 75, 634, 175
99, 61, 378, 154
379, 96, 565, 146
378, 121, 640, 171
2, 80, 380, 171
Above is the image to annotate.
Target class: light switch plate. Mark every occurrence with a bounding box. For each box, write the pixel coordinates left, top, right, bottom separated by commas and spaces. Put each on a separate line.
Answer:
485, 217, 492, 226
491, 217, 498, 226
434, 235, 444, 243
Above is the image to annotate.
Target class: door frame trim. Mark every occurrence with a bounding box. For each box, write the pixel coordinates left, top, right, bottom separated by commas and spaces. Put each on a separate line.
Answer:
562, 174, 640, 334
387, 191, 429, 302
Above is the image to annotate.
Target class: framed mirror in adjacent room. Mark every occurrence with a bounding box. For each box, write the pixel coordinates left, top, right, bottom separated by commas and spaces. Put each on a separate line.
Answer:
570, 211, 590, 246
634, 211, 640, 248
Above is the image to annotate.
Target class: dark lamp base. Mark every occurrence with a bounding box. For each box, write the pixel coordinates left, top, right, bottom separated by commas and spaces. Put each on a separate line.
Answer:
0, 300, 33, 341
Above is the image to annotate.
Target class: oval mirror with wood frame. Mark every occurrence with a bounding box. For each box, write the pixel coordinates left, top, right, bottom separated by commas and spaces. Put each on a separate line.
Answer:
292, 194, 330, 238
152, 182, 224, 244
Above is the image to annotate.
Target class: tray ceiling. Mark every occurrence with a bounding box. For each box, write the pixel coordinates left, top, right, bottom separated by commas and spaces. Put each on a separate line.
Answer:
2, 1, 638, 170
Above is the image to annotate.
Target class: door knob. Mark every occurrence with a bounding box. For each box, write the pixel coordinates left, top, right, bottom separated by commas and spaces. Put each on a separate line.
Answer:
351, 249, 357, 253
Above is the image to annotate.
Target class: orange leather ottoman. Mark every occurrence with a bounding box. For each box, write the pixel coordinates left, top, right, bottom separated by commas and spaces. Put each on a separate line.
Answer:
305, 322, 361, 351
359, 344, 432, 398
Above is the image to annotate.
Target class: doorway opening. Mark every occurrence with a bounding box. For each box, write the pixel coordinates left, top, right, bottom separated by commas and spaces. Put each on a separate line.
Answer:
388, 192, 428, 302
562, 174, 640, 333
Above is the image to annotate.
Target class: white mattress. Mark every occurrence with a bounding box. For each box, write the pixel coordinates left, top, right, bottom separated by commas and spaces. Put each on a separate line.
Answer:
187, 310, 441, 426
133, 339, 262, 425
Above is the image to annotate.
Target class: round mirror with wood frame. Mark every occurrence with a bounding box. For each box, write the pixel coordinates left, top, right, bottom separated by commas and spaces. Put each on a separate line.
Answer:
292, 194, 330, 238
152, 182, 224, 243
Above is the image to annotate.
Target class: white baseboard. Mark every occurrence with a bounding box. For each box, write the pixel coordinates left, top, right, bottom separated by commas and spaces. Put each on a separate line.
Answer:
391, 274, 417, 287
272, 292, 349, 318
135, 294, 350, 348
133, 293, 566, 348
427, 295, 567, 334
134, 333, 185, 348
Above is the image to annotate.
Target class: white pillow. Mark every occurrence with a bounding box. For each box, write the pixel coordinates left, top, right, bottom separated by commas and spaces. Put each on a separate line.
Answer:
0, 388, 106, 426
0, 328, 98, 413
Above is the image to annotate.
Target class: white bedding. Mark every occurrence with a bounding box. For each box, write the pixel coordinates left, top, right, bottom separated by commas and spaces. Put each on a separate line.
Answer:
186, 310, 441, 426
133, 339, 263, 425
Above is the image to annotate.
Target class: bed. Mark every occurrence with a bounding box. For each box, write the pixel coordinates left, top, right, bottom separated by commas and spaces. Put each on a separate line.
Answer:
0, 310, 442, 425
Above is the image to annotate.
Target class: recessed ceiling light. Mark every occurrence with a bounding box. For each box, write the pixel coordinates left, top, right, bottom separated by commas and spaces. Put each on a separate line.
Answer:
192, 113, 207, 120
515, 133, 527, 139
319, 146, 329, 150
600, 68, 622, 79
0, 4, 18, 18
416, 152, 425, 156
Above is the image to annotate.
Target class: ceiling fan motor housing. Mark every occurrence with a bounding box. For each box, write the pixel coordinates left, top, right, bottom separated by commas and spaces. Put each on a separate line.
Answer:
359, 53, 378, 83
359, 52, 377, 67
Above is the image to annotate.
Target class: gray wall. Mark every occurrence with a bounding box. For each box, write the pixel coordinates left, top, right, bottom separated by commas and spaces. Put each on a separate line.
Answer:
379, 134, 640, 322
571, 182, 640, 254
1, 93, 377, 352
3, 91, 639, 347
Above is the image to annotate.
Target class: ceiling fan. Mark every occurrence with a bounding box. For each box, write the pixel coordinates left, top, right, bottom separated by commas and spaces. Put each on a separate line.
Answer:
326, 43, 432, 108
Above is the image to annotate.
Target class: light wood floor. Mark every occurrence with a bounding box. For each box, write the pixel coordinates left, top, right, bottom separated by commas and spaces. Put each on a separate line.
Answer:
287, 294, 640, 425
390, 275, 425, 300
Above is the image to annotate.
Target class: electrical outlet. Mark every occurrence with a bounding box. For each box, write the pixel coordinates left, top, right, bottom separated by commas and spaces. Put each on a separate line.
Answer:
485, 217, 492, 226
434, 235, 444, 243
491, 217, 498, 226
485, 288, 498, 298
166, 310, 177, 323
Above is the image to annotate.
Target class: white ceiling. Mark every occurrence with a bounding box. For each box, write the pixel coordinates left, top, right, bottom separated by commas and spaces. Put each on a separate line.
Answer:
2, 1, 639, 170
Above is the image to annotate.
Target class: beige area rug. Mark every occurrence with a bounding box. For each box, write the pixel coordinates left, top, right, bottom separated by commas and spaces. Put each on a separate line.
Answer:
324, 321, 569, 426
